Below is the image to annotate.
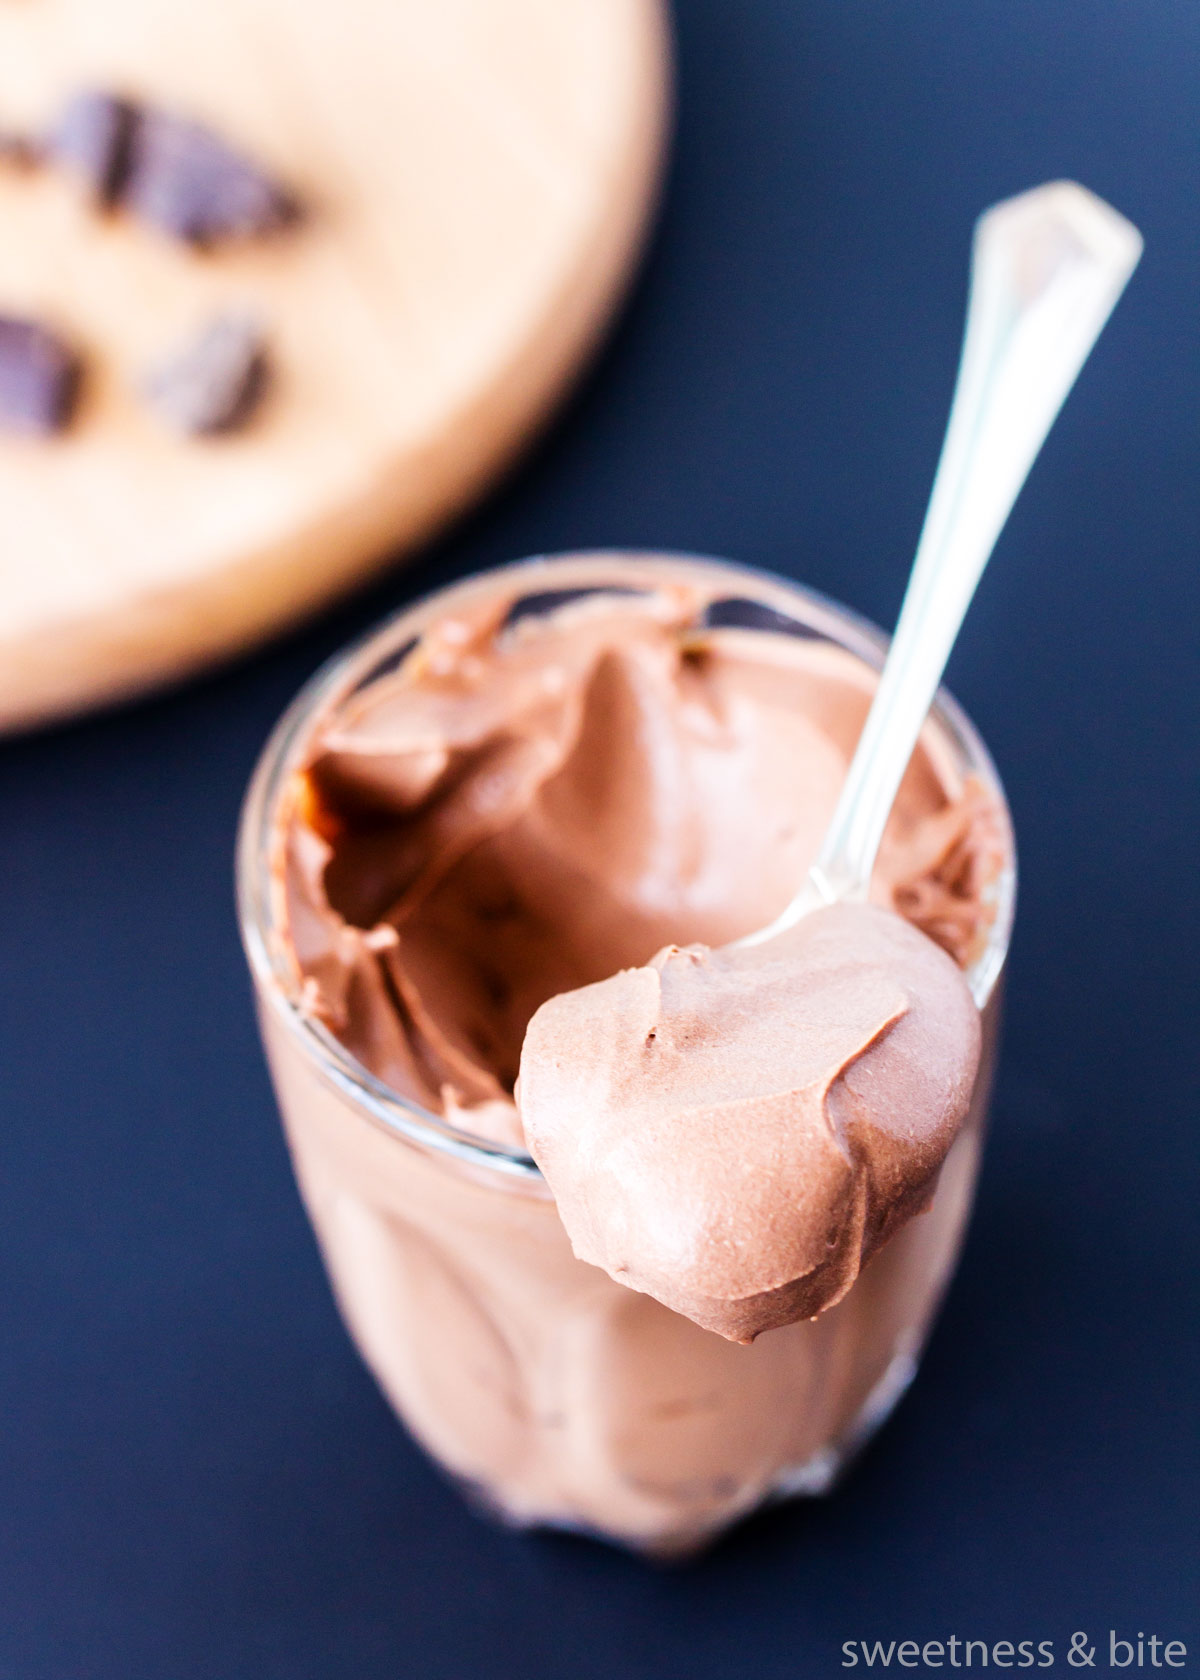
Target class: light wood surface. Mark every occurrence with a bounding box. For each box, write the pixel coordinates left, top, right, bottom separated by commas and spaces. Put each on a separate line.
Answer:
0, 0, 670, 731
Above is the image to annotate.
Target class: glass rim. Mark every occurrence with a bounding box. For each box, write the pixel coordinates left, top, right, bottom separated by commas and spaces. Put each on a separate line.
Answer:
236, 549, 1017, 1186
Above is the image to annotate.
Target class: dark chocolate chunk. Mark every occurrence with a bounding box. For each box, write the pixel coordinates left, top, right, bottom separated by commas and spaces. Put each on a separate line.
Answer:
0, 316, 81, 435
143, 310, 270, 435
50, 90, 139, 205
124, 109, 299, 247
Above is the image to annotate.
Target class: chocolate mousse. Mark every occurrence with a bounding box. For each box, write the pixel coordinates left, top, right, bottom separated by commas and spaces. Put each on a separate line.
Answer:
520, 902, 981, 1341
279, 576, 1001, 1290
249, 554, 1013, 1552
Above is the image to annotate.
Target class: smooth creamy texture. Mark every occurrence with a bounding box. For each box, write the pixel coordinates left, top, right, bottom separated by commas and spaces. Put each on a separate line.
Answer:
520, 903, 981, 1342
281, 584, 1001, 1148
263, 1000, 997, 1553
261, 564, 1011, 1553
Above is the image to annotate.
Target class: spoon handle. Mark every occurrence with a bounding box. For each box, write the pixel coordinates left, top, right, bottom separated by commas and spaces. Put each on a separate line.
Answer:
751, 180, 1141, 944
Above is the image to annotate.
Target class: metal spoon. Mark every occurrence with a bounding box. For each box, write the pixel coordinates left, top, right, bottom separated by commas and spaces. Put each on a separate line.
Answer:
739, 180, 1141, 964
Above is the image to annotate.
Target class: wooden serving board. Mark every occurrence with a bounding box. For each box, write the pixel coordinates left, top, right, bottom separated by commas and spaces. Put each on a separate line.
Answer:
0, 0, 669, 731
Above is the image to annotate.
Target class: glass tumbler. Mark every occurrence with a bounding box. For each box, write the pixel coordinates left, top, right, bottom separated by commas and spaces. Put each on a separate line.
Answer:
237, 552, 1016, 1558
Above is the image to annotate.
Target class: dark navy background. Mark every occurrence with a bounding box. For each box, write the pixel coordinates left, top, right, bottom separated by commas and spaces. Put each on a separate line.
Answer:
2, 3, 1197, 1674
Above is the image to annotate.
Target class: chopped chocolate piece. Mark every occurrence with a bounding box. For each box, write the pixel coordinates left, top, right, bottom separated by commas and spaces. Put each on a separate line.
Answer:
50, 90, 139, 205
124, 109, 299, 247
0, 316, 81, 435
143, 311, 270, 435
43, 89, 301, 245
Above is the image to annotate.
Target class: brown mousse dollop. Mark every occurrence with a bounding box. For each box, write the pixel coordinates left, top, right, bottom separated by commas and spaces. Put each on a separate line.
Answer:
277, 572, 1004, 1335
519, 902, 981, 1342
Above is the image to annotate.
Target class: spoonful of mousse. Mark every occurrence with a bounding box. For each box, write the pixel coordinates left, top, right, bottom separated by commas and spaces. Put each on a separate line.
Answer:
518, 181, 1142, 1341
